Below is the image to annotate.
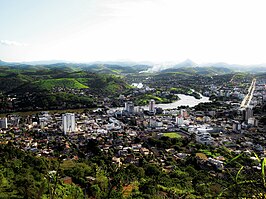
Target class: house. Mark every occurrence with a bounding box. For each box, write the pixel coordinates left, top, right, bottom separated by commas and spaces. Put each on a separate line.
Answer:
61, 176, 72, 184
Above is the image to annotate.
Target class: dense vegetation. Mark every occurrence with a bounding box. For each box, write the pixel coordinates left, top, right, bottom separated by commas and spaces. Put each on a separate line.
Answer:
1, 135, 265, 198
0, 65, 128, 94
0, 64, 131, 112
134, 94, 178, 106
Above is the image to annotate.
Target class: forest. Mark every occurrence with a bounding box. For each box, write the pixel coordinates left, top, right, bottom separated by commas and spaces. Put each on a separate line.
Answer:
0, 136, 265, 198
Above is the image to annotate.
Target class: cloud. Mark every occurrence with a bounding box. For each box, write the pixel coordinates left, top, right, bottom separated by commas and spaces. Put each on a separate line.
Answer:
0, 40, 28, 46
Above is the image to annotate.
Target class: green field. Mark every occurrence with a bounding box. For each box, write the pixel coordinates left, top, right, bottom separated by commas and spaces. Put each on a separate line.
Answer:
36, 78, 89, 90
163, 132, 182, 138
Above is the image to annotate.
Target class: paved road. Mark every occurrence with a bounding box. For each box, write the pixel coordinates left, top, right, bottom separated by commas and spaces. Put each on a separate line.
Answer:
240, 78, 256, 109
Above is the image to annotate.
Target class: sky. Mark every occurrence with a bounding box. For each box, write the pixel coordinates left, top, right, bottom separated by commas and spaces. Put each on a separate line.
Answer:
0, 0, 266, 65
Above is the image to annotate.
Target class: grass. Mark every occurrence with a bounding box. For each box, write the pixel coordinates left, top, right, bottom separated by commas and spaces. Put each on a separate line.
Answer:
36, 78, 89, 90
163, 132, 182, 139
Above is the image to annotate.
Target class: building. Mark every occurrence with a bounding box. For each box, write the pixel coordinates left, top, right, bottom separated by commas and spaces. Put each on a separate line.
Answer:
195, 132, 213, 145
0, 118, 7, 129
232, 121, 241, 131
248, 117, 258, 126
242, 107, 253, 121
149, 99, 155, 113
125, 101, 134, 114
176, 116, 184, 126
180, 109, 188, 118
62, 113, 76, 135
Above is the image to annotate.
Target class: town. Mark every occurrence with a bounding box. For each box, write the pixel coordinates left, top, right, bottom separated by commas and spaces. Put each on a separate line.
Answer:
1, 0, 266, 197
0, 73, 265, 196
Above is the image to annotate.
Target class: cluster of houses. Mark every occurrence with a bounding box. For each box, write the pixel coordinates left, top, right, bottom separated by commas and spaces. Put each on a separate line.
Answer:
0, 75, 265, 173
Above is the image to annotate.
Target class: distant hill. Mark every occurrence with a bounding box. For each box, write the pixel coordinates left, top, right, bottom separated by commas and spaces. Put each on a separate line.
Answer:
161, 66, 233, 75
0, 64, 129, 94
1, 59, 266, 74
171, 59, 197, 69
139, 59, 266, 73
22, 60, 67, 65
0, 60, 151, 75
0, 64, 131, 112
200, 62, 266, 73
79, 64, 151, 74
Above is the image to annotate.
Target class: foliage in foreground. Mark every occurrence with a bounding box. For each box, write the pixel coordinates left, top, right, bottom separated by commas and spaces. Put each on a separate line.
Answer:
0, 137, 265, 199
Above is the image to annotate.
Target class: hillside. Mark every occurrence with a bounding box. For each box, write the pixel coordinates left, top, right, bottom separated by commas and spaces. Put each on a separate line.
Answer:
36, 78, 89, 90
0, 65, 130, 112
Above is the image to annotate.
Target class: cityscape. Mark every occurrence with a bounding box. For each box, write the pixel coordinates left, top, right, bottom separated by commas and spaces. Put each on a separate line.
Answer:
1, 0, 266, 198
0, 62, 265, 198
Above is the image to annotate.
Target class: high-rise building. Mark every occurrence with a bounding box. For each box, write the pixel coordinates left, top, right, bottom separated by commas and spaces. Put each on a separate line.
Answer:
232, 121, 241, 131
242, 107, 253, 121
125, 101, 134, 114
149, 99, 155, 113
124, 101, 128, 110
263, 91, 266, 103
62, 113, 76, 135
176, 116, 184, 126
0, 118, 7, 129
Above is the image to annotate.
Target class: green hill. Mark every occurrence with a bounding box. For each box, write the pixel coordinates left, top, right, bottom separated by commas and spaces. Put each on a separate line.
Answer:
0, 64, 131, 111
36, 78, 89, 90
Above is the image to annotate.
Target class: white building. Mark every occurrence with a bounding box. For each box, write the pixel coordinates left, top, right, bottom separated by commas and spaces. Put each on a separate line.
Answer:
195, 132, 213, 145
0, 118, 7, 129
176, 116, 184, 126
62, 113, 76, 135
149, 99, 155, 113
247, 117, 258, 126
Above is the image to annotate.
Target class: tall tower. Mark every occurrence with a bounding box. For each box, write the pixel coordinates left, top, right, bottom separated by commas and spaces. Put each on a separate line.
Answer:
243, 107, 253, 121
149, 99, 155, 113
0, 118, 7, 129
62, 113, 75, 135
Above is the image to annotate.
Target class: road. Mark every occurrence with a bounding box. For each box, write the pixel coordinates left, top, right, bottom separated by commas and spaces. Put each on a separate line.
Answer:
240, 78, 256, 109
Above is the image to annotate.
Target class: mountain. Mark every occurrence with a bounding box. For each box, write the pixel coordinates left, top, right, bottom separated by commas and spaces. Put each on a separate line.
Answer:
145, 60, 266, 73
1, 59, 266, 73
199, 62, 266, 73
0, 60, 22, 66
171, 59, 197, 68
0, 60, 152, 75
22, 60, 67, 65
161, 66, 233, 75
86, 60, 154, 67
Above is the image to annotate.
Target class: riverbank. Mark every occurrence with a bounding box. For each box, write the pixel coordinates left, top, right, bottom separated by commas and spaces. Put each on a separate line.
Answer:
143, 94, 210, 110
1, 93, 210, 117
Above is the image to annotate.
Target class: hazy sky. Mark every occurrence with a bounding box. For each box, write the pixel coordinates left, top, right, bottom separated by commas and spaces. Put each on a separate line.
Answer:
1, 0, 266, 64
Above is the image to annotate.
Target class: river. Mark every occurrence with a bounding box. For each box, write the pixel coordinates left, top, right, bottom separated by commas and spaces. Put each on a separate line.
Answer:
1, 94, 210, 116
110, 93, 210, 113
142, 93, 210, 110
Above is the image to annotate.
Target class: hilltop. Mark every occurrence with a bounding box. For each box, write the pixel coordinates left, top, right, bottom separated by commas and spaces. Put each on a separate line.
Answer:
0, 64, 130, 112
